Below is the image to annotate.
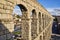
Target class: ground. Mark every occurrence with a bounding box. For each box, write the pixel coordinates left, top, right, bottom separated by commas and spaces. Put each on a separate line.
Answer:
51, 34, 60, 40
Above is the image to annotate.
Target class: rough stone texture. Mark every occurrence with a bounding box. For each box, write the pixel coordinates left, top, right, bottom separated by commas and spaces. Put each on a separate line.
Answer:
0, 0, 53, 40
31, 19, 38, 40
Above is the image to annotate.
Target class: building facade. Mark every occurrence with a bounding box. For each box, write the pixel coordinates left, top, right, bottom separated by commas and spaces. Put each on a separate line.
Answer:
0, 0, 53, 40
52, 16, 60, 34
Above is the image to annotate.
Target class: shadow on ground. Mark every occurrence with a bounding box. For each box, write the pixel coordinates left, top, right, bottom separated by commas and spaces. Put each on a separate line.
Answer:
0, 20, 13, 40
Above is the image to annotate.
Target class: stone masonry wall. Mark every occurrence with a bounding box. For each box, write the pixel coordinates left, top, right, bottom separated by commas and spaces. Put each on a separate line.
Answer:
0, 0, 15, 40
0, 0, 53, 40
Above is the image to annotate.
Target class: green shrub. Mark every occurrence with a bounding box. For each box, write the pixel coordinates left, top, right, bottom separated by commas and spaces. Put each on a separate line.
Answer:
14, 31, 21, 35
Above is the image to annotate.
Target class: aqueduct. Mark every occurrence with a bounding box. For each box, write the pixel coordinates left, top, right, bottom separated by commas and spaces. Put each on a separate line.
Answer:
0, 0, 53, 40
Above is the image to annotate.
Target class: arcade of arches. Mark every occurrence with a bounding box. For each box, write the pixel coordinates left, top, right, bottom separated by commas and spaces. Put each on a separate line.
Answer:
0, 0, 53, 40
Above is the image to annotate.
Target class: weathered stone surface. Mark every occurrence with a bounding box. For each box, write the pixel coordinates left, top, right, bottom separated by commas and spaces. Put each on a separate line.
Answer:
0, 0, 53, 40
6, 0, 16, 4
0, 9, 6, 13
0, 0, 6, 4
0, 4, 3, 9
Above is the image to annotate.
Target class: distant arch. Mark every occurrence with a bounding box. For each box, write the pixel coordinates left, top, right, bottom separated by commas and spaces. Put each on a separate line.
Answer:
38, 12, 41, 18
13, 4, 27, 16
31, 9, 37, 40
31, 9, 36, 17
38, 12, 42, 33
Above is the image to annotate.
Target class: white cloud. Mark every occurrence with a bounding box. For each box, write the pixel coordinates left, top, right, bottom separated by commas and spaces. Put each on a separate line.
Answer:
46, 8, 60, 16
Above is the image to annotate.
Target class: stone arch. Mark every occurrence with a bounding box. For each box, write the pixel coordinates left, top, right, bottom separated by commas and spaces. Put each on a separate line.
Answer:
38, 12, 42, 33
42, 14, 45, 29
45, 14, 48, 27
13, 4, 29, 40
13, 4, 28, 28
38, 12, 41, 24
13, 4, 28, 17
31, 9, 36, 18
17, 4, 28, 18
31, 9, 37, 40
17, 4, 27, 12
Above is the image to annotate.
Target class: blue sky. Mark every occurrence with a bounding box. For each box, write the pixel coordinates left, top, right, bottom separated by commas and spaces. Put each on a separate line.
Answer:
37, 0, 60, 8
13, 0, 60, 16
37, 0, 60, 16
13, 6, 22, 15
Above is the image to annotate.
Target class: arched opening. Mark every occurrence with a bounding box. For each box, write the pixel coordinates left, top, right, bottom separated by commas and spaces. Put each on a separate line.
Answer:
13, 4, 28, 40
45, 14, 46, 28
31, 9, 37, 40
42, 14, 44, 29
40, 36, 42, 40
13, 4, 27, 17
38, 12, 42, 33
31, 9, 36, 18
45, 15, 48, 27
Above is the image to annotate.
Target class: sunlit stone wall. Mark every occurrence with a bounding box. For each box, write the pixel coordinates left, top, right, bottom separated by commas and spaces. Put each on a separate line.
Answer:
0, 0, 53, 40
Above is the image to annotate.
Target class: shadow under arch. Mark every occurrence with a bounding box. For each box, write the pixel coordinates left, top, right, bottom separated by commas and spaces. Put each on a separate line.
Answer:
0, 20, 13, 40
31, 9, 36, 18
17, 4, 27, 12
16, 4, 28, 18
